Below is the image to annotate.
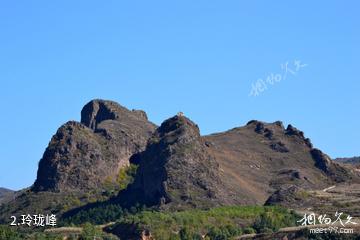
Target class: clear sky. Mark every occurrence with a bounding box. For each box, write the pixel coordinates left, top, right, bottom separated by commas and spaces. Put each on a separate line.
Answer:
0, 1, 359, 190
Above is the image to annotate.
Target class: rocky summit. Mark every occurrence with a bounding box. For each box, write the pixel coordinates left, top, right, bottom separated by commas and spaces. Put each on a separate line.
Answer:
32, 99, 156, 192
118, 115, 237, 210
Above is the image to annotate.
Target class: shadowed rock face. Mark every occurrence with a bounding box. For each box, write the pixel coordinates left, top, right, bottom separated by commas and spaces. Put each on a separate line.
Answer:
311, 148, 354, 183
32, 100, 156, 192
118, 115, 235, 209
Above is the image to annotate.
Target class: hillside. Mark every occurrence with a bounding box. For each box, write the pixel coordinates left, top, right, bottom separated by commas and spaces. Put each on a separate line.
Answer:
0, 188, 14, 205
117, 117, 358, 210
335, 156, 360, 165
204, 120, 357, 205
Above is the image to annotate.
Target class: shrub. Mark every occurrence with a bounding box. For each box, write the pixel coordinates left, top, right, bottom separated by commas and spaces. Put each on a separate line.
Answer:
243, 227, 256, 234
79, 222, 101, 240
62, 203, 124, 225
0, 225, 23, 240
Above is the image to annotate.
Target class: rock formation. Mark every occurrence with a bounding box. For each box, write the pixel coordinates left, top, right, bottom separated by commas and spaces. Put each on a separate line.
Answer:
118, 115, 231, 209
3, 99, 357, 215
32, 100, 156, 192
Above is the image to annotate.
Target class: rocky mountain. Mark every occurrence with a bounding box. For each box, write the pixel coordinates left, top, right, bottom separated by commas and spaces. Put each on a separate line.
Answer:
118, 115, 245, 210
32, 99, 156, 192
202, 120, 357, 205
335, 156, 360, 165
2, 99, 359, 225
117, 117, 359, 209
0, 188, 14, 205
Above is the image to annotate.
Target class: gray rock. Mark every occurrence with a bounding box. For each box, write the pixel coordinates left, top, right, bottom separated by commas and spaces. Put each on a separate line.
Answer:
32, 99, 156, 192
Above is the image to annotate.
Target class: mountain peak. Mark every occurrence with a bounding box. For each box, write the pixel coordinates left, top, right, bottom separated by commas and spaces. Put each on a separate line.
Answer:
32, 100, 156, 192
157, 115, 200, 137
118, 115, 229, 209
81, 99, 149, 130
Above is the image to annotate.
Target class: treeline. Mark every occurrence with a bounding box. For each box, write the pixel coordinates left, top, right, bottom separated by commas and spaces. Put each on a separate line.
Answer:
61, 202, 145, 225
107, 206, 300, 240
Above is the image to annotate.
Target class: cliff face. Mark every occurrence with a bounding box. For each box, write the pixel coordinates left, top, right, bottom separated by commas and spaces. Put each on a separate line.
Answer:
118, 115, 232, 209
32, 100, 156, 192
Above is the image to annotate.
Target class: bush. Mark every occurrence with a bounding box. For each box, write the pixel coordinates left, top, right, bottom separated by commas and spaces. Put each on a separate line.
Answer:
117, 164, 138, 190
62, 203, 124, 225
253, 208, 297, 233
79, 222, 101, 240
0, 225, 23, 240
243, 227, 256, 234
206, 225, 242, 240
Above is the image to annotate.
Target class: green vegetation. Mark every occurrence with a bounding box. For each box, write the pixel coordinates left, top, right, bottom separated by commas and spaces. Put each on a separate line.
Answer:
62, 201, 147, 226
116, 164, 138, 190
253, 210, 298, 233
61, 203, 125, 225
0, 223, 118, 240
78, 222, 117, 240
102, 164, 138, 197
0, 225, 64, 240
4, 204, 300, 239
0, 225, 23, 240
110, 205, 299, 240
61, 194, 83, 212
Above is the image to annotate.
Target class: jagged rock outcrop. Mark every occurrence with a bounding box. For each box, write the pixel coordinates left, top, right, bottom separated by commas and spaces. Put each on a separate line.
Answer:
285, 124, 313, 148
118, 115, 232, 209
311, 148, 354, 182
264, 185, 314, 208
32, 99, 156, 192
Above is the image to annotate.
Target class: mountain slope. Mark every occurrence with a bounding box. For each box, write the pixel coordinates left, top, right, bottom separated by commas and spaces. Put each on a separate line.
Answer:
32, 99, 156, 193
117, 117, 359, 209
0, 188, 14, 205
204, 120, 357, 205
335, 156, 360, 165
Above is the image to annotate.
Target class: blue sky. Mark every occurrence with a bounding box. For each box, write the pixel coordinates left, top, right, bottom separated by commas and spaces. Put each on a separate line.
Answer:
0, 1, 359, 190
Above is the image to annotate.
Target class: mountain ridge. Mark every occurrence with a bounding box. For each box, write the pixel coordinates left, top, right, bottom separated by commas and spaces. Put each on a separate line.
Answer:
335, 156, 360, 165
32, 99, 156, 193
1, 99, 359, 224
